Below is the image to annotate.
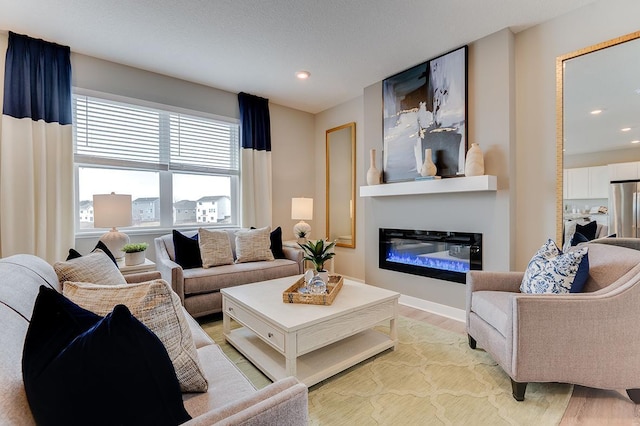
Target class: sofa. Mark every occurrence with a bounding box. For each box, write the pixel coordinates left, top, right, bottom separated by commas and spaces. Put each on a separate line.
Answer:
466, 240, 640, 401
155, 229, 303, 318
1, 253, 308, 425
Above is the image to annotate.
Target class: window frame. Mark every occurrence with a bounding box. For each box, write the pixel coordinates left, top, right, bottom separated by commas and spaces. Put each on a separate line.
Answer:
72, 88, 240, 236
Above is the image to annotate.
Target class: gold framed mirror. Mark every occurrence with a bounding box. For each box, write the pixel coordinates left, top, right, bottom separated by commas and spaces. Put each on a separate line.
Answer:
326, 122, 356, 248
556, 30, 640, 244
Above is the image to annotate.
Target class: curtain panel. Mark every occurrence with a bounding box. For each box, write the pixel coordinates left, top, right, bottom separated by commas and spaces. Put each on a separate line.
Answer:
238, 92, 272, 228
1, 32, 74, 263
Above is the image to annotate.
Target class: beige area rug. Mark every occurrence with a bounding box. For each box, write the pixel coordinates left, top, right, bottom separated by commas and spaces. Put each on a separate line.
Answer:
199, 316, 572, 425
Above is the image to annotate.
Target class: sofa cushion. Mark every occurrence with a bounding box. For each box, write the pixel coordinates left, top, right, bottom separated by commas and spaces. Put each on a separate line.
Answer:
520, 239, 589, 294
199, 228, 234, 268
576, 220, 597, 241
66, 240, 118, 266
174, 230, 203, 269
53, 249, 126, 286
63, 279, 208, 393
23, 286, 191, 425
470, 291, 512, 337
235, 226, 275, 263
270, 226, 286, 259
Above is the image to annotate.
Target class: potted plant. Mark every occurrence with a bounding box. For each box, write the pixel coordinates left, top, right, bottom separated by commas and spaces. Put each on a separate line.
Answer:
296, 230, 308, 245
122, 242, 149, 266
298, 239, 335, 282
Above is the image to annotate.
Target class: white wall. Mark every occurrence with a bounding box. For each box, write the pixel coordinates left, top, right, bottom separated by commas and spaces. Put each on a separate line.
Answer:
514, 0, 640, 268
361, 29, 515, 310
315, 97, 365, 279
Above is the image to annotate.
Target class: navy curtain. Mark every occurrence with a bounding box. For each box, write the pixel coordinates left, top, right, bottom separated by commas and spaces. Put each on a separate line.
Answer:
1, 32, 74, 262
3, 32, 72, 124
238, 92, 272, 228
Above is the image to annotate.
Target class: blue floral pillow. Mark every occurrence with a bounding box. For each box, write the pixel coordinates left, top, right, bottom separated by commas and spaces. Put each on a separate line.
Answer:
520, 239, 589, 294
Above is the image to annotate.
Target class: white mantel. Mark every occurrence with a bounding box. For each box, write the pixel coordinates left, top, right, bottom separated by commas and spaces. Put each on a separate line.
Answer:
360, 175, 497, 198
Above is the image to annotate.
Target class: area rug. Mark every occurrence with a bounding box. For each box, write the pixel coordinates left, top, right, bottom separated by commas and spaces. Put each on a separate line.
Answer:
200, 316, 572, 425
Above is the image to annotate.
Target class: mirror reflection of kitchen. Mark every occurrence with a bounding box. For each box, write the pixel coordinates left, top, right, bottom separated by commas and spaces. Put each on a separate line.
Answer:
561, 32, 640, 247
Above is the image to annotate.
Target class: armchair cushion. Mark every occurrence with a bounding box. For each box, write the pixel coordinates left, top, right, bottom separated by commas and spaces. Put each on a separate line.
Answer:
470, 291, 512, 337
520, 239, 588, 294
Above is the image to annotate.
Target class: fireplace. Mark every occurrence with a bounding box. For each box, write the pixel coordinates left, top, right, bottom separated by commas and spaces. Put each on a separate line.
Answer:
379, 228, 482, 284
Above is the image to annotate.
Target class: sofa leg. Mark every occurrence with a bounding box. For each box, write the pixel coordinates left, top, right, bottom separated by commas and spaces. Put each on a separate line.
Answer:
511, 380, 527, 401
627, 389, 640, 403
468, 334, 477, 349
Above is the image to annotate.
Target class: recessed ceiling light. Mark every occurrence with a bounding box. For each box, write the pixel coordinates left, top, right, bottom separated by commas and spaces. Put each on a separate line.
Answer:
631, 140, 640, 144
590, 109, 603, 115
295, 70, 310, 80
622, 127, 632, 132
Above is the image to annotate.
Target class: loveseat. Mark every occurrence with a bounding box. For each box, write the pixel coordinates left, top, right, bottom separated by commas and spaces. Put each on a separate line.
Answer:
0, 254, 308, 425
155, 229, 303, 318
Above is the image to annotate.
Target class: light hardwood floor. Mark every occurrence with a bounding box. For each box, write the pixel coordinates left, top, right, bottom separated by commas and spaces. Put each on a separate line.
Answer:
398, 305, 640, 425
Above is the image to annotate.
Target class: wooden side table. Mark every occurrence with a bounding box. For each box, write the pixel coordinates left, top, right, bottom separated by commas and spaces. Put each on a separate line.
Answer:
117, 258, 156, 276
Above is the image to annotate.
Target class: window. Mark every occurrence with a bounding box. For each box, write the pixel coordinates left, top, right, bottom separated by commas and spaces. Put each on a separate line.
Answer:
73, 93, 240, 232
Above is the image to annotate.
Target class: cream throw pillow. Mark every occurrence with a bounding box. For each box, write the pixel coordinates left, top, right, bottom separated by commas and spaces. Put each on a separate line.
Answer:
235, 226, 275, 263
63, 279, 208, 393
198, 228, 234, 268
54, 249, 126, 286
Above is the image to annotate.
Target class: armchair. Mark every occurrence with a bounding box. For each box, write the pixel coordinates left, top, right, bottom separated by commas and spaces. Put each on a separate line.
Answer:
466, 241, 640, 401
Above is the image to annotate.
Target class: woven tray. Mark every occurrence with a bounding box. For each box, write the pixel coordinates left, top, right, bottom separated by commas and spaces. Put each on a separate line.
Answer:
282, 274, 343, 305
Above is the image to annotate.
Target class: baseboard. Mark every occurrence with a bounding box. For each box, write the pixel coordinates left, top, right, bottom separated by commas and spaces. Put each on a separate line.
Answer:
399, 294, 465, 323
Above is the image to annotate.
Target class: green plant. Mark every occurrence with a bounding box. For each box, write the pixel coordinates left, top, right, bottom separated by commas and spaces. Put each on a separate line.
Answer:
121, 242, 149, 253
298, 239, 335, 272
296, 229, 308, 238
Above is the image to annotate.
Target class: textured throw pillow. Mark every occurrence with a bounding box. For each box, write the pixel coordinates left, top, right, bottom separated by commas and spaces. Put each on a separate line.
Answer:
520, 239, 589, 294
575, 220, 597, 241
235, 226, 275, 263
173, 230, 202, 269
270, 226, 286, 259
23, 286, 191, 426
198, 228, 234, 268
54, 249, 126, 286
66, 240, 118, 266
63, 279, 208, 393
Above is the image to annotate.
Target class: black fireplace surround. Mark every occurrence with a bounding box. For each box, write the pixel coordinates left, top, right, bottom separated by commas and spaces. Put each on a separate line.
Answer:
379, 228, 482, 284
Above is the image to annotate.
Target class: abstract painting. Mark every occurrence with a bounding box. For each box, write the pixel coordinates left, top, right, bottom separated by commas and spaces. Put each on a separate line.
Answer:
382, 46, 468, 182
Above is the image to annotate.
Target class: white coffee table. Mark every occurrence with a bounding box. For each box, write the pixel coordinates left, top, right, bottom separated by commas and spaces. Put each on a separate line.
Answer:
221, 276, 399, 387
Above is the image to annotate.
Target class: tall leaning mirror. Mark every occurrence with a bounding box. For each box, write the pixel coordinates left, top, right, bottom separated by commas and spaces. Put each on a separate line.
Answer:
557, 30, 640, 245
326, 122, 356, 248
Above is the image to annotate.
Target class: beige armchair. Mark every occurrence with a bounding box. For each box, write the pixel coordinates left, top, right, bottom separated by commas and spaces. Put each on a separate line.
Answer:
466, 240, 640, 401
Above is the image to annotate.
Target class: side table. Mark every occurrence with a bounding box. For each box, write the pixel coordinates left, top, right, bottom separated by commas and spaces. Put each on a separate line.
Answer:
117, 258, 156, 276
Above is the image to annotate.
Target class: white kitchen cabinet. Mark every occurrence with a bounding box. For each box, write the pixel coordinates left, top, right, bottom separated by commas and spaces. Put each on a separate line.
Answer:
565, 168, 589, 199
608, 162, 640, 181
588, 166, 609, 198
564, 166, 609, 199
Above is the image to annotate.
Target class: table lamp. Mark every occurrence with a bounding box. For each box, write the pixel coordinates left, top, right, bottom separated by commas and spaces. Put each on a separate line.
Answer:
93, 192, 132, 259
291, 197, 313, 240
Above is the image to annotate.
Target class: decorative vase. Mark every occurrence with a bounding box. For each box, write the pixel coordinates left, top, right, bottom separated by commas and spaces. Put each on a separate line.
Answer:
125, 250, 146, 266
366, 149, 382, 185
420, 148, 437, 177
318, 270, 329, 284
465, 143, 485, 176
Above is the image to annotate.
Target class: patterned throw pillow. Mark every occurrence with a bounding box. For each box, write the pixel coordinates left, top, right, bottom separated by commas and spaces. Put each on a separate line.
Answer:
235, 226, 275, 263
198, 228, 234, 267
520, 239, 589, 294
54, 249, 126, 286
63, 279, 208, 393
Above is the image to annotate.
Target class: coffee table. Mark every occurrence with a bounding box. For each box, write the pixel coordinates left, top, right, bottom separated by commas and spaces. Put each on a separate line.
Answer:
221, 276, 399, 387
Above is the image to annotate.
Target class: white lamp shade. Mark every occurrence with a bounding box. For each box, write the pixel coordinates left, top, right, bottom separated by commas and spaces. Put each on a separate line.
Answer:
93, 193, 132, 228
291, 197, 313, 220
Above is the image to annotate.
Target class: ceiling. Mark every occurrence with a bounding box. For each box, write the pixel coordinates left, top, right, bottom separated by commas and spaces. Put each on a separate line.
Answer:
0, 0, 598, 114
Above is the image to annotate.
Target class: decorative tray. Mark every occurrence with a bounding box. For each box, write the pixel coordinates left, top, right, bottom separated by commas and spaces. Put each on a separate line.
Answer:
282, 274, 343, 305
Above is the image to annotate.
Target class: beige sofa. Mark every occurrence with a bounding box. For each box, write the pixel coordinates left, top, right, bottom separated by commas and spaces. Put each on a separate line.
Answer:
1, 254, 308, 425
466, 240, 640, 402
155, 230, 303, 318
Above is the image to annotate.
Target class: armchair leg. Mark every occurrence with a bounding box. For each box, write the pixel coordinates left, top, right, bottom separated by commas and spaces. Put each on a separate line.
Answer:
627, 389, 640, 403
468, 334, 477, 349
511, 380, 527, 401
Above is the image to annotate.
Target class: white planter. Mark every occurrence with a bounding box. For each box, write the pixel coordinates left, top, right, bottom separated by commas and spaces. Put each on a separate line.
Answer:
125, 250, 146, 266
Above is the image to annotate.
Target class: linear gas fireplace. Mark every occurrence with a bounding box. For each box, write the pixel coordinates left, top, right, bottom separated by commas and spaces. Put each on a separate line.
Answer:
379, 228, 482, 284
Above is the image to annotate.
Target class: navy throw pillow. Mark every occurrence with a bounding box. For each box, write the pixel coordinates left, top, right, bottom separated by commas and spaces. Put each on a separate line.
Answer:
570, 231, 589, 246
570, 252, 590, 293
22, 286, 191, 426
575, 221, 597, 241
270, 226, 286, 259
173, 230, 202, 269
66, 240, 118, 266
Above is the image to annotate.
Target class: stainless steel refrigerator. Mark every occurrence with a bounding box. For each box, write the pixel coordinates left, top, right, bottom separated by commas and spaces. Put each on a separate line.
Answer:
610, 181, 640, 237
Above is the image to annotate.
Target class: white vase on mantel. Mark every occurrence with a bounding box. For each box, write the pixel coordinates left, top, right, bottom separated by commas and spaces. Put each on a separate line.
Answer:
465, 143, 485, 176
420, 148, 437, 177
366, 148, 382, 185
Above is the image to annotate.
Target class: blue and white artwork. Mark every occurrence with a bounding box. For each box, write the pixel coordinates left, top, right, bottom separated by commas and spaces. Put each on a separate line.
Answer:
382, 46, 467, 182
